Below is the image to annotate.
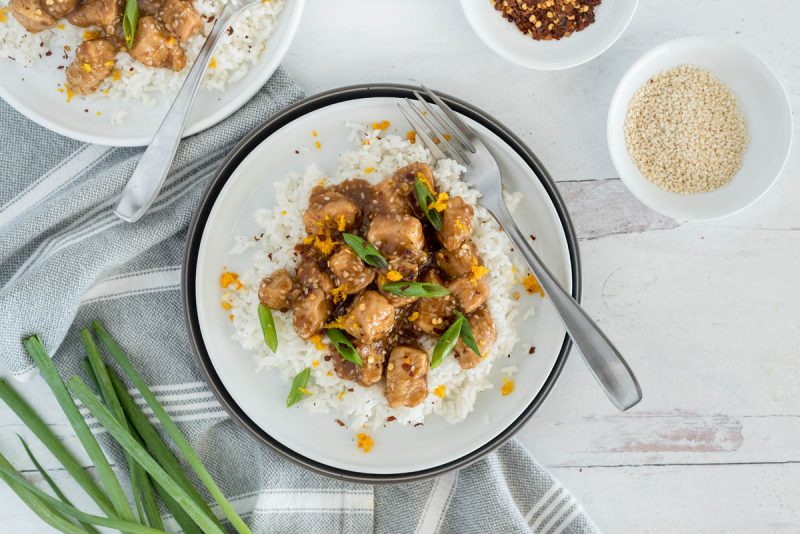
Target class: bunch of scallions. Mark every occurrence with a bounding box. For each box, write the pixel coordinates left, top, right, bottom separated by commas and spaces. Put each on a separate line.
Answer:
0, 321, 251, 534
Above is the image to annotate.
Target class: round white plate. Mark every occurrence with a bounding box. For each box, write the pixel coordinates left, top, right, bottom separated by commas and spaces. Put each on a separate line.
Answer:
0, 0, 304, 147
185, 87, 578, 480
607, 37, 793, 220
460, 0, 637, 70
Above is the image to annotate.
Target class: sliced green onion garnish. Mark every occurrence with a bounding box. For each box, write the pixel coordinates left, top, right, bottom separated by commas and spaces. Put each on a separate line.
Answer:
430, 315, 464, 368
258, 304, 278, 352
287, 368, 311, 407
456, 312, 481, 356
123, 0, 139, 48
326, 328, 362, 366
414, 178, 443, 231
382, 281, 449, 298
342, 232, 388, 269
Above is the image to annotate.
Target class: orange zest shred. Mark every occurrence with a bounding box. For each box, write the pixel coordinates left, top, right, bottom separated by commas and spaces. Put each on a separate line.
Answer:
228, 314, 235, 321
324, 316, 346, 330
406, 131, 417, 144
103, 60, 114, 67
415, 172, 433, 193
112, 69, 121, 81
220, 271, 244, 290
522, 273, 544, 298
0, 8, 7, 22
208, 56, 217, 69
312, 130, 318, 137
337, 214, 347, 232
221, 301, 232, 311
326, 371, 333, 377
512, 291, 520, 301
364, 167, 374, 174
80, 63, 92, 73
298, 387, 313, 396
337, 389, 346, 401
280, 209, 287, 216
65, 87, 75, 102
443, 133, 452, 141
303, 235, 314, 245
311, 360, 319, 368
501, 377, 515, 396
470, 264, 489, 283
428, 192, 448, 212
356, 432, 373, 453
83, 30, 100, 40
371, 120, 390, 131
312, 232, 337, 256
309, 334, 326, 351
385, 270, 403, 282
331, 285, 347, 304
57, 23, 65, 29
408, 311, 420, 322
433, 384, 446, 399
314, 141, 322, 150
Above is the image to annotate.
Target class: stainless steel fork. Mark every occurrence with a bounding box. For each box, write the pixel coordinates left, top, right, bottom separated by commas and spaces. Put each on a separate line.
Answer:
400, 87, 642, 411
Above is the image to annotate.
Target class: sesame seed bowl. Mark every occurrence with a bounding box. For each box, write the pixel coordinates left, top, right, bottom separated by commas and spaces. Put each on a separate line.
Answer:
607, 36, 793, 220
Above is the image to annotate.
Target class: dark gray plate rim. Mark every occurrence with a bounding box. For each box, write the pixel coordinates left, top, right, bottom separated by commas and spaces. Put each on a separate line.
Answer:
182, 83, 582, 483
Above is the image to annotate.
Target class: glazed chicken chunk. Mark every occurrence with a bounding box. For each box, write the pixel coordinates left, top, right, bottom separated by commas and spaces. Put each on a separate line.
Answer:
454, 306, 496, 369
435, 239, 481, 279
448, 275, 489, 314
366, 214, 424, 259
159, 0, 203, 42
385, 346, 429, 408
303, 188, 360, 235
328, 246, 375, 294
41, 0, 80, 20
138, 0, 163, 15
296, 259, 334, 296
129, 16, 187, 71
65, 37, 117, 96
258, 269, 295, 311
342, 291, 395, 343
9, 0, 57, 32
410, 270, 455, 335
438, 196, 474, 251
331, 342, 386, 387
372, 162, 435, 216
292, 289, 330, 340
67, 0, 119, 34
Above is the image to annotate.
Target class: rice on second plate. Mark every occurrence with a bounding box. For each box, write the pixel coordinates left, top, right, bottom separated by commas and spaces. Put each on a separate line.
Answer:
0, 0, 285, 111
225, 124, 527, 428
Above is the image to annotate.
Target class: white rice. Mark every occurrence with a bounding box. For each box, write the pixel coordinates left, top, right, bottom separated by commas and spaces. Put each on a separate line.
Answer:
0, 0, 285, 110
225, 124, 530, 428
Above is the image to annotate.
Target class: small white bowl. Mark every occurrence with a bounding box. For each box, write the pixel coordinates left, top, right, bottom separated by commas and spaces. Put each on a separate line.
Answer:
460, 0, 638, 70
607, 37, 793, 220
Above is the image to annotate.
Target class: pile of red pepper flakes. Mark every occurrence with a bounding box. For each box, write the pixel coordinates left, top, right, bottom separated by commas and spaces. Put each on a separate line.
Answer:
491, 0, 602, 41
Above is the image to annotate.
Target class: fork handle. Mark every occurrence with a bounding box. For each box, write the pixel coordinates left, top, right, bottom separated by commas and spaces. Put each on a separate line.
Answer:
491, 202, 642, 411
114, 6, 234, 223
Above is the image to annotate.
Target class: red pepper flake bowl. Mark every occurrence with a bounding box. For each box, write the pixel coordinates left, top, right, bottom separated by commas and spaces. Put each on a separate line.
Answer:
460, 0, 638, 70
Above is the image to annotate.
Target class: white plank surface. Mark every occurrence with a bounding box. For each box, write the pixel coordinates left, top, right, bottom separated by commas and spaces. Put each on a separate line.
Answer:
2, 0, 799, 532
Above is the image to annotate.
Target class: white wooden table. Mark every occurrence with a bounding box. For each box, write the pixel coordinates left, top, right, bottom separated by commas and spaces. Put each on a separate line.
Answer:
2, 1, 799, 532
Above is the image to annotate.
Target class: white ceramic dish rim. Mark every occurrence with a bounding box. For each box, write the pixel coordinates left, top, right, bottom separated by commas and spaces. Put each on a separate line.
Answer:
459, 0, 639, 71
0, 0, 305, 147
183, 84, 581, 482
606, 36, 794, 221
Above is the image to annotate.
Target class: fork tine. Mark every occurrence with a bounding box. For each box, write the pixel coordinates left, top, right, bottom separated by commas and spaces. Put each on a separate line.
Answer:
397, 103, 448, 162
421, 85, 477, 153
404, 98, 470, 166
413, 91, 473, 155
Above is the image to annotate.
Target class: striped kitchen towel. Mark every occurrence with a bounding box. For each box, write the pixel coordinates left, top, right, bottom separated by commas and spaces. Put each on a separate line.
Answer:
0, 69, 598, 534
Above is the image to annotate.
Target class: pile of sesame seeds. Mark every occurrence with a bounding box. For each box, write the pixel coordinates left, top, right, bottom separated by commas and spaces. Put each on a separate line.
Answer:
491, 0, 601, 41
624, 65, 749, 195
